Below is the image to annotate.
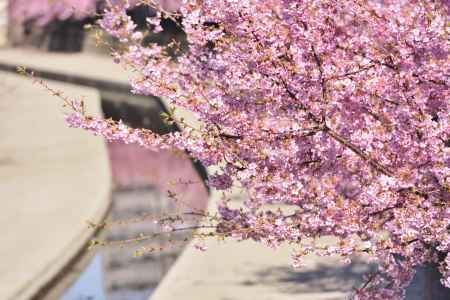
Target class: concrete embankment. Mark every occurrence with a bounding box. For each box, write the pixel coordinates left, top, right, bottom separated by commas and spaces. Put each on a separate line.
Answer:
0, 72, 111, 300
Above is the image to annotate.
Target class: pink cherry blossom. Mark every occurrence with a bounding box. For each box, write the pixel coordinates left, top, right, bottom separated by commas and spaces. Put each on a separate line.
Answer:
61, 1, 450, 298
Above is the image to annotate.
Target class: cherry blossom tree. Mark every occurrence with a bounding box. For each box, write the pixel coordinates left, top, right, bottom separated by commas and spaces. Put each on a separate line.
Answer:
8, 0, 97, 26
51, 0, 449, 298
8, 0, 180, 25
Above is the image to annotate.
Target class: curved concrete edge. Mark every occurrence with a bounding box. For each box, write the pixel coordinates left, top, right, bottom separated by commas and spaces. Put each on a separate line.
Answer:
0, 72, 111, 300
0, 47, 208, 186
0, 48, 129, 87
32, 219, 111, 300
23, 193, 112, 300
0, 48, 201, 129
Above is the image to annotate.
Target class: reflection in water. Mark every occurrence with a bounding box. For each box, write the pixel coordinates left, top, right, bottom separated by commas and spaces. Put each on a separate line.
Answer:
101, 186, 180, 300
61, 141, 208, 300
59, 251, 155, 300
60, 254, 106, 300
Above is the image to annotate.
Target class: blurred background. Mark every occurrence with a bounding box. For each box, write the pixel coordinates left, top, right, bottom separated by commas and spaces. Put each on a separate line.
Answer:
0, 1, 209, 300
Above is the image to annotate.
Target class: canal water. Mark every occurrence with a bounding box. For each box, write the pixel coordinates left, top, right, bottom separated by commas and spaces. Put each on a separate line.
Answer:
60, 252, 154, 300
59, 96, 209, 300
60, 254, 108, 300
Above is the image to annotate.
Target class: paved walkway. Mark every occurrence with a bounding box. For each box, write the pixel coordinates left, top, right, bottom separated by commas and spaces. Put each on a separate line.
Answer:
152, 240, 368, 300
150, 190, 370, 300
0, 72, 111, 300
0, 48, 128, 84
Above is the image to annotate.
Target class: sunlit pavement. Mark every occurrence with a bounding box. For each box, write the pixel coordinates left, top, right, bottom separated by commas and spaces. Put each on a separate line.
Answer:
0, 72, 111, 300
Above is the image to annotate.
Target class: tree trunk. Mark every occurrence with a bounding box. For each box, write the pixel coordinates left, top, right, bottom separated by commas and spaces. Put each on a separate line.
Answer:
405, 264, 450, 300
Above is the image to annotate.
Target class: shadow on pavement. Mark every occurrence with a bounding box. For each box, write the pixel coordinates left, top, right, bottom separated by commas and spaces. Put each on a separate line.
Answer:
248, 257, 374, 295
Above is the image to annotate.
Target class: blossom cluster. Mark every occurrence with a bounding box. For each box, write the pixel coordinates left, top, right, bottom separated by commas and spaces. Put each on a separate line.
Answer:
63, 0, 449, 298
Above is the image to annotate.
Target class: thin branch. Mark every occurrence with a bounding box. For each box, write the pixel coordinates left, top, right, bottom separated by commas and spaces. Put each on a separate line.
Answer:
105, 225, 217, 246
311, 45, 327, 101
323, 126, 395, 177
328, 64, 375, 80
